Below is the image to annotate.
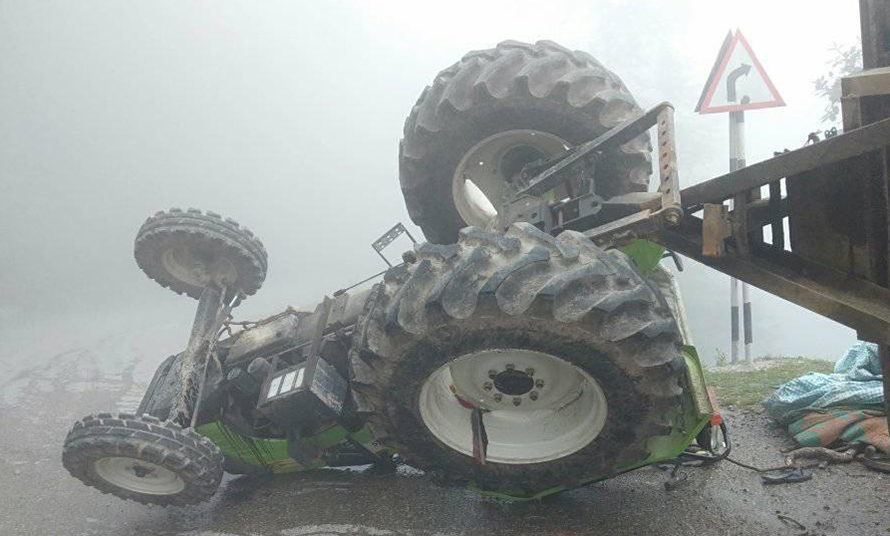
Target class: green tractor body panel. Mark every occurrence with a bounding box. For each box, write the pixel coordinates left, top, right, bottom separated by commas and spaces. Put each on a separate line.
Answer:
196, 422, 381, 474
620, 239, 666, 274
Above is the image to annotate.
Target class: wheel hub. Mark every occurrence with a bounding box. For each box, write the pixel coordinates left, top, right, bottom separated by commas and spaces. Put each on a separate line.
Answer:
493, 369, 534, 396
419, 348, 608, 464
161, 245, 238, 288
452, 130, 570, 229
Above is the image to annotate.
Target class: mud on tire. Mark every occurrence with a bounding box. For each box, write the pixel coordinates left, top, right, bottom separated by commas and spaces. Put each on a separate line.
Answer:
62, 413, 224, 506
349, 224, 687, 494
400, 40, 652, 244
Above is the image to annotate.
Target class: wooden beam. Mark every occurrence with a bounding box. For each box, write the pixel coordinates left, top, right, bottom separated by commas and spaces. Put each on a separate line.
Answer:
680, 117, 890, 208
859, 0, 890, 436
655, 217, 890, 342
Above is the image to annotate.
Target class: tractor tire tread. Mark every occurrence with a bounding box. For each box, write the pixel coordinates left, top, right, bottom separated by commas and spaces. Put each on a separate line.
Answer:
62, 413, 224, 506
400, 40, 652, 244
350, 224, 686, 493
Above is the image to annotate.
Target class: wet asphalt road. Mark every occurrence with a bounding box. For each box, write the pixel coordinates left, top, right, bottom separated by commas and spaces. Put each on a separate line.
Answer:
1, 310, 889, 536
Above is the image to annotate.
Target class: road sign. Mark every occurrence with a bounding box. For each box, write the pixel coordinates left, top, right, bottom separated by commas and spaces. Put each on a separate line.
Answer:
695, 29, 785, 114
695, 28, 785, 363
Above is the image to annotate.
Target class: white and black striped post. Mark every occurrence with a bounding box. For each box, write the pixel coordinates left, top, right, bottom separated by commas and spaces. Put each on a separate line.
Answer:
730, 277, 739, 363
729, 110, 753, 364
742, 278, 753, 362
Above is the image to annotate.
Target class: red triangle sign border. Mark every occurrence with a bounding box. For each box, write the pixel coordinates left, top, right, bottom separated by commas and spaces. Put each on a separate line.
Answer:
695, 29, 785, 114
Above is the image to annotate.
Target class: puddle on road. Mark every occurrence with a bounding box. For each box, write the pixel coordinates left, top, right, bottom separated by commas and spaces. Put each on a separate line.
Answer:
177, 523, 461, 536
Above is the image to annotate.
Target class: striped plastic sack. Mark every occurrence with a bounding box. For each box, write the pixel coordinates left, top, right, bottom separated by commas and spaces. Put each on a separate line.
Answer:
763, 342, 884, 425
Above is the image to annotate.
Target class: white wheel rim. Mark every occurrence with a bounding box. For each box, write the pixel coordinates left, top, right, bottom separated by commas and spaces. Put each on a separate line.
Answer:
161, 246, 238, 288
452, 130, 570, 229
94, 456, 186, 495
419, 349, 608, 464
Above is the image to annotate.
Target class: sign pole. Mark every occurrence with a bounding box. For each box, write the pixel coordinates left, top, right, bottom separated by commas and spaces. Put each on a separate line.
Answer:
729, 110, 754, 364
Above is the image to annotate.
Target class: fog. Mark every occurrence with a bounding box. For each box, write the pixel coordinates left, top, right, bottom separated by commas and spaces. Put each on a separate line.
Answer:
0, 1, 862, 364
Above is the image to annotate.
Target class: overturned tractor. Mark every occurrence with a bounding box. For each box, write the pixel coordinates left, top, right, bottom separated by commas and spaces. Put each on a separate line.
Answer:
64, 40, 774, 505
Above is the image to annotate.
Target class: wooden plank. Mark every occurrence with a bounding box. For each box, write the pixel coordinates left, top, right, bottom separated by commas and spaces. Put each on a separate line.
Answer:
680, 117, 890, 208
702, 204, 728, 257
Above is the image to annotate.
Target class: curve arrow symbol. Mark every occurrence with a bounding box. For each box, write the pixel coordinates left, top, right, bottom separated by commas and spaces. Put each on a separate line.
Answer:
726, 63, 751, 102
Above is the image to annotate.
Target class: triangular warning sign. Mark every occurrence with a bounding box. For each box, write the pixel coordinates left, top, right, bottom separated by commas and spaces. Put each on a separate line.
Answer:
695, 29, 785, 114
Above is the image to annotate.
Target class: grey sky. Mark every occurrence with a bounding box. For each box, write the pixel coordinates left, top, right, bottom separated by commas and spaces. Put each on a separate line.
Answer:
0, 1, 863, 362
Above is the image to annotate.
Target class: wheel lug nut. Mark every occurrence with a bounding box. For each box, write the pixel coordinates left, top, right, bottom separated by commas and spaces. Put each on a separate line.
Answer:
512, 397, 522, 406
493, 393, 502, 402
488, 370, 497, 379
535, 379, 545, 388
505, 364, 515, 371
530, 391, 539, 401
525, 367, 535, 376
483, 381, 493, 391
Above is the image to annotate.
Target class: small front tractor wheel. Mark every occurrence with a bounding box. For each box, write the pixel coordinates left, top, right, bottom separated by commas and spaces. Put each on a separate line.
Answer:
134, 208, 268, 300
62, 413, 224, 506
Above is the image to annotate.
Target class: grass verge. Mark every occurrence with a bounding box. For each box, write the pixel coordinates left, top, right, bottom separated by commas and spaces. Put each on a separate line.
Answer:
704, 357, 835, 409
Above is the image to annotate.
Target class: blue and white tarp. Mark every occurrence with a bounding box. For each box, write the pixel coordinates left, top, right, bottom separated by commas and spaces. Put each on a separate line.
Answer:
763, 342, 885, 425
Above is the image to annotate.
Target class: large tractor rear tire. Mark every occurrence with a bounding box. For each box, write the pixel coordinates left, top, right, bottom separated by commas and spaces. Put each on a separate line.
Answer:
349, 224, 686, 494
399, 40, 652, 244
